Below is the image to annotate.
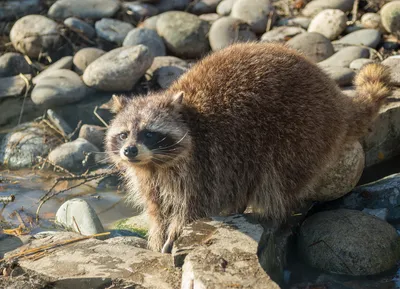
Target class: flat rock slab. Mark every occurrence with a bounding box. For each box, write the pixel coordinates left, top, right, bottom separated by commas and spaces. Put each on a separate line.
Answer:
6, 232, 181, 289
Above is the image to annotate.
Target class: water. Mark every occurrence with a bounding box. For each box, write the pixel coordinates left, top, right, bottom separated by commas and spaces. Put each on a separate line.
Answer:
0, 169, 137, 233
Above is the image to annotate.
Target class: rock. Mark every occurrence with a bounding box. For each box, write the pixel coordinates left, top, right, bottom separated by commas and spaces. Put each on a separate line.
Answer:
0, 233, 32, 259
154, 66, 186, 89
0, 97, 42, 127
209, 16, 257, 51
105, 236, 148, 249
302, 0, 355, 17
48, 138, 100, 172
31, 69, 87, 107
32, 56, 74, 84
216, 0, 237, 16
345, 23, 365, 34
0, 0, 41, 21
382, 56, 400, 86
189, 0, 222, 14
199, 13, 221, 24
83, 45, 153, 91
0, 123, 59, 169
322, 66, 355, 86
361, 13, 381, 30
156, 11, 210, 59
277, 17, 311, 29
333, 29, 382, 48
113, 214, 150, 238
73, 47, 105, 75
310, 142, 364, 202
154, 0, 191, 12
0, 53, 31, 77
362, 208, 389, 221
6, 232, 180, 288
122, 2, 158, 22
56, 199, 104, 235
139, 15, 159, 30
318, 46, 370, 68
48, 0, 120, 20
95, 18, 134, 45
298, 209, 400, 275
78, 124, 106, 150
0, 74, 31, 99
177, 215, 281, 288
147, 56, 189, 79
380, 1, 400, 35
123, 28, 166, 57
231, 0, 274, 34
46, 109, 73, 136
308, 9, 347, 40
350, 58, 374, 70
10, 15, 61, 58
64, 17, 96, 39
261, 26, 305, 43
286, 32, 334, 62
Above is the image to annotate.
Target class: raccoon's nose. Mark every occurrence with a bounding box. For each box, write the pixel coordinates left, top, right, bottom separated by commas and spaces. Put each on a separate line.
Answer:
124, 146, 138, 158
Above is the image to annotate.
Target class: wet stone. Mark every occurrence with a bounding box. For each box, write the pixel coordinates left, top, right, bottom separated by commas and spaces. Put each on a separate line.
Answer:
95, 18, 134, 45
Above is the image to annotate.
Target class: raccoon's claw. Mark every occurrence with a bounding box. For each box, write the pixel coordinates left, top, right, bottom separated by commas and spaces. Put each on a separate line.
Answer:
161, 239, 174, 254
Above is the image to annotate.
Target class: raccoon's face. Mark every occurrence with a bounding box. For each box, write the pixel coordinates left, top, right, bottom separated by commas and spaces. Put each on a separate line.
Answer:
106, 92, 191, 168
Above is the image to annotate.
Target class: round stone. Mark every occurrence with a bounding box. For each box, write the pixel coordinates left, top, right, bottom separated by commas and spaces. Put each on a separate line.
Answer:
333, 29, 382, 48
31, 69, 87, 107
0, 0, 41, 21
361, 13, 381, 30
302, 0, 354, 17
308, 9, 347, 40
122, 2, 158, 22
154, 0, 191, 13
209, 17, 257, 51
139, 15, 159, 30
147, 56, 189, 78
48, 0, 120, 20
381, 1, 400, 35
298, 209, 400, 275
261, 26, 305, 43
156, 11, 210, 58
10, 14, 61, 58
322, 66, 355, 86
189, 0, 222, 15
382, 55, 400, 86
83, 45, 154, 91
0, 52, 31, 77
277, 17, 311, 29
154, 66, 186, 89
231, 0, 274, 34
33, 56, 74, 84
318, 46, 370, 67
349, 58, 374, 70
95, 18, 134, 45
199, 13, 221, 24
216, 0, 237, 16
64, 17, 96, 39
286, 32, 334, 62
73, 47, 105, 75
123, 28, 166, 57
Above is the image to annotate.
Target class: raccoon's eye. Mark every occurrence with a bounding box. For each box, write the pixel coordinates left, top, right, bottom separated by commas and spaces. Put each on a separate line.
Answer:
145, 131, 154, 138
119, 132, 128, 140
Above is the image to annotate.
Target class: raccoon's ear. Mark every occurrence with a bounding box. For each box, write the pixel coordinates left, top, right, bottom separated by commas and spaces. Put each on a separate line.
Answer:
110, 95, 129, 113
171, 91, 184, 105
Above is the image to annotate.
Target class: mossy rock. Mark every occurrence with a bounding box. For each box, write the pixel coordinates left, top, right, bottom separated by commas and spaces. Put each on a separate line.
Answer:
112, 214, 149, 238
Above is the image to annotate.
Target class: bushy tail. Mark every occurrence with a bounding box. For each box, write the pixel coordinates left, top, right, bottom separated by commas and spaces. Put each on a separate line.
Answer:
346, 63, 392, 141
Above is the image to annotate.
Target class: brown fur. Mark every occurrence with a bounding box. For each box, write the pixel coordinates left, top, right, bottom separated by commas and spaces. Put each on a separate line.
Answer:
105, 43, 391, 252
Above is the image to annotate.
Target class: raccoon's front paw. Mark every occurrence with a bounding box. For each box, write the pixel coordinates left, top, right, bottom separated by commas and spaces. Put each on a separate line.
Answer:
161, 238, 174, 254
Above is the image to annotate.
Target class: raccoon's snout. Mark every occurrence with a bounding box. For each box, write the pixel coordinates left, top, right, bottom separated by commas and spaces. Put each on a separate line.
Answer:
122, 145, 138, 159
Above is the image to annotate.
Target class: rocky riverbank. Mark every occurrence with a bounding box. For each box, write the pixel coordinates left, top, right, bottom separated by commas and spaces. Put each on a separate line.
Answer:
1, 0, 400, 288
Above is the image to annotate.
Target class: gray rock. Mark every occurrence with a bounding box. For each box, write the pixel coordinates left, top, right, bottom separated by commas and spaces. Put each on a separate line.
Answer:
362, 208, 389, 221
199, 13, 221, 24
73, 47, 105, 75
298, 209, 400, 275
382, 55, 400, 86
277, 17, 311, 29
334, 29, 382, 48
318, 46, 370, 67
123, 28, 166, 57
286, 32, 334, 62
209, 16, 257, 51
302, 0, 355, 17
48, 0, 120, 20
322, 66, 355, 86
0, 123, 58, 169
32, 56, 74, 84
361, 12, 381, 30
231, 0, 274, 34
380, 1, 400, 35
189, 0, 222, 14
0, 0, 41, 21
0, 74, 31, 99
31, 69, 87, 107
308, 9, 347, 40
349, 58, 374, 70
83, 45, 153, 91
78, 124, 106, 150
216, 0, 237, 16
0, 233, 32, 259
310, 142, 364, 202
122, 2, 158, 22
64, 17, 96, 39
154, 0, 191, 12
10, 15, 61, 58
95, 18, 134, 45
154, 66, 186, 89
156, 11, 210, 58
46, 109, 73, 136
139, 15, 159, 30
105, 236, 148, 249
56, 198, 104, 235
48, 138, 100, 172
112, 214, 150, 237
261, 26, 305, 43
147, 55, 189, 79
0, 53, 31, 77
345, 23, 365, 34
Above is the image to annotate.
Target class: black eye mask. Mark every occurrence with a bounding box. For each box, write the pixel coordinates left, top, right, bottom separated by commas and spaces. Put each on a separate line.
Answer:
138, 130, 177, 150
